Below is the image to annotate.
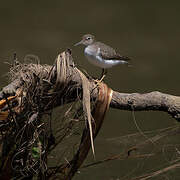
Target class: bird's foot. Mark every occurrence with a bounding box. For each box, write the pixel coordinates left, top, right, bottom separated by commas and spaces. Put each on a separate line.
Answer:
99, 74, 106, 82
94, 74, 106, 84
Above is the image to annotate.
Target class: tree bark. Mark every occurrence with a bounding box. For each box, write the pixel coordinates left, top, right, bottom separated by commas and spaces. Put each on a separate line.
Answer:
111, 91, 180, 120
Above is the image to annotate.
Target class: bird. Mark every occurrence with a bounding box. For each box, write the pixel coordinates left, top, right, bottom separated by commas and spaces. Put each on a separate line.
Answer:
74, 34, 131, 80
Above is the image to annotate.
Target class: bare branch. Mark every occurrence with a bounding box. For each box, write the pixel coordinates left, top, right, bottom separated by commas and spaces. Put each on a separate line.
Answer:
111, 91, 180, 120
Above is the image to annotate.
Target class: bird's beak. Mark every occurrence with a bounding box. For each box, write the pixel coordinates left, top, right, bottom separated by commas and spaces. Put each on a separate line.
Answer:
74, 40, 83, 46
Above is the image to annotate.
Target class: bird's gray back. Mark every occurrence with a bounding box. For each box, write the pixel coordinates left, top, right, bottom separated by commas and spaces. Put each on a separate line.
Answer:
93, 41, 124, 60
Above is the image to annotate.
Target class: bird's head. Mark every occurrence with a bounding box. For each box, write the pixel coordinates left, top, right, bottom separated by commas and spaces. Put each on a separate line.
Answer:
74, 34, 95, 46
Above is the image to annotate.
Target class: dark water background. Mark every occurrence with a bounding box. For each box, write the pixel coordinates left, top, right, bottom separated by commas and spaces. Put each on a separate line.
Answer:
0, 1, 180, 179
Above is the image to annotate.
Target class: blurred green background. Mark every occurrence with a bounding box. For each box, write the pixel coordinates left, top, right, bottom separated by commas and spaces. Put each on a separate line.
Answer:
0, 0, 180, 179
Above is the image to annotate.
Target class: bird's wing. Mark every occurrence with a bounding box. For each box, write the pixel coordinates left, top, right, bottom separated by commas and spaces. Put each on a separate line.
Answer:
95, 42, 131, 61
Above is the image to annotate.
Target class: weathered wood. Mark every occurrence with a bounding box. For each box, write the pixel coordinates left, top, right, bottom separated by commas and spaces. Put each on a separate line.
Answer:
111, 91, 180, 120
0, 53, 180, 121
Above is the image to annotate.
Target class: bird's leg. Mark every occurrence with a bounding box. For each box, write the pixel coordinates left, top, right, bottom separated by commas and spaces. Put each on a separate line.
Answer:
94, 69, 107, 84
104, 69, 107, 75
100, 68, 105, 79
98, 68, 105, 81
99, 68, 107, 81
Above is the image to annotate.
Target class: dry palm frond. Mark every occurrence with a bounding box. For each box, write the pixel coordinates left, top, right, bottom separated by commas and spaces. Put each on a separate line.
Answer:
76, 68, 95, 157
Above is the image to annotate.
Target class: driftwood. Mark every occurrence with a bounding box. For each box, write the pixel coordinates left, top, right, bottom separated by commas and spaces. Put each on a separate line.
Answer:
1, 55, 180, 121
0, 50, 180, 179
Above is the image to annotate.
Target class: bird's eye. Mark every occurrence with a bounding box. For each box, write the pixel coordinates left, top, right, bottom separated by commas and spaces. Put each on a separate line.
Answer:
86, 37, 91, 40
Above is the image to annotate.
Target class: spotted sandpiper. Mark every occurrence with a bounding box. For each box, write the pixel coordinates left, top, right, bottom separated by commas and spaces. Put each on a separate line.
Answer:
74, 34, 131, 79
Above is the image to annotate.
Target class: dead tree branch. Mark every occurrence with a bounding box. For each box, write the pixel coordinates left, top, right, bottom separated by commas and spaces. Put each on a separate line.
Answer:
111, 91, 180, 120
1, 56, 180, 121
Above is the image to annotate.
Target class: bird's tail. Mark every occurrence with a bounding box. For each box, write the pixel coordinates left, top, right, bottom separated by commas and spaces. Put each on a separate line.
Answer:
121, 56, 132, 67
121, 55, 131, 61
